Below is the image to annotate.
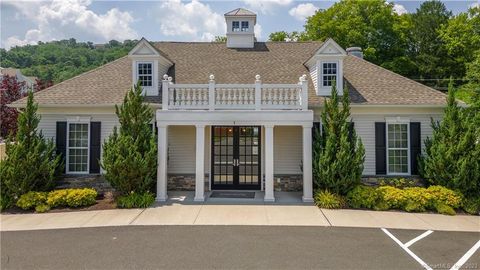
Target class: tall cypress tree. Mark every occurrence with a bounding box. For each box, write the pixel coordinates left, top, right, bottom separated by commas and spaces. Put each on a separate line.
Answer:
420, 81, 480, 198
101, 84, 157, 195
0, 91, 62, 209
313, 84, 365, 195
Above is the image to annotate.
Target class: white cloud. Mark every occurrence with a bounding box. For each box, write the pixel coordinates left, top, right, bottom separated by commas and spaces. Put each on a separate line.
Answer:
243, 0, 293, 14
255, 24, 263, 39
289, 3, 318, 21
3, 0, 137, 49
155, 0, 225, 41
393, 3, 408, 15
470, 2, 480, 9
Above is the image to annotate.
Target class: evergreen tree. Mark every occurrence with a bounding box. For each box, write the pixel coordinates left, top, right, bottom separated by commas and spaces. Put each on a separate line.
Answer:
101, 84, 157, 195
420, 81, 480, 198
313, 84, 365, 195
0, 91, 62, 209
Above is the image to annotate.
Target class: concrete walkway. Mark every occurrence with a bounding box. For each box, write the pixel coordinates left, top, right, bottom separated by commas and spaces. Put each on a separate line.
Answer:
1, 192, 479, 232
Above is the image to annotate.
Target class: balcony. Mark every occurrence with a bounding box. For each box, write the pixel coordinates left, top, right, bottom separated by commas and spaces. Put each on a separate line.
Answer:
161, 74, 308, 111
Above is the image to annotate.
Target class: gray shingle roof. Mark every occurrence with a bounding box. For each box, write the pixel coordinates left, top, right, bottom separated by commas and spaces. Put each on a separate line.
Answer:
12, 41, 447, 107
225, 8, 256, 16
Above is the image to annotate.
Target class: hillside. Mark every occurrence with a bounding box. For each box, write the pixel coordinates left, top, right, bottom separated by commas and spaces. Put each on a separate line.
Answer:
0, 39, 136, 83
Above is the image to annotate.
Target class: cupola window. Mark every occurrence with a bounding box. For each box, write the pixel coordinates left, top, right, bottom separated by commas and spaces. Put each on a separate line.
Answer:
232, 21, 240, 32
241, 21, 249, 31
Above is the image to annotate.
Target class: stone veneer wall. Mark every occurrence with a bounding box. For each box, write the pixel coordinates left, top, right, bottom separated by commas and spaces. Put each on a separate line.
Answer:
168, 174, 210, 191
273, 175, 302, 192
56, 175, 114, 194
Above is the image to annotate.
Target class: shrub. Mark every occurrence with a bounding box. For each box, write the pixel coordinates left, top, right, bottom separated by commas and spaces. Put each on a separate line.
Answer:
462, 197, 480, 215
376, 186, 405, 209
47, 188, 97, 208
378, 178, 417, 189
116, 192, 155, 208
312, 83, 365, 195
65, 189, 97, 207
314, 190, 346, 209
403, 187, 432, 212
16, 191, 47, 210
373, 200, 390, 211
346, 185, 378, 209
101, 84, 157, 195
435, 203, 456, 216
0, 92, 63, 200
0, 195, 14, 212
47, 189, 68, 207
35, 204, 50, 213
426, 185, 463, 209
420, 82, 480, 198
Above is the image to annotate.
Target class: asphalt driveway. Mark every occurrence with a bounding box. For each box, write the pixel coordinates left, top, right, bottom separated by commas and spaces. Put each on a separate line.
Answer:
1, 226, 479, 270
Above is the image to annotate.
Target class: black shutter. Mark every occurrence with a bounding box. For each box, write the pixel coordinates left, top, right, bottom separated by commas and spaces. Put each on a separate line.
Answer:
410, 122, 421, 175
56, 122, 67, 173
89, 122, 101, 174
375, 122, 387, 175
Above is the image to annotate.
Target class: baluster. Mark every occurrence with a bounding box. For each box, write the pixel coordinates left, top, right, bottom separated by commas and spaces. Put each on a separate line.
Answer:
289, 88, 294, 106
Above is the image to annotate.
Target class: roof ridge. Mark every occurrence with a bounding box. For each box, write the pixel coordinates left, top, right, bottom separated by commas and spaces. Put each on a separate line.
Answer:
347, 55, 447, 96
12, 56, 129, 105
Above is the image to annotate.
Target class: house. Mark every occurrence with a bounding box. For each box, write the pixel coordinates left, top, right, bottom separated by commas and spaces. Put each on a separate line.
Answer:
0, 67, 37, 91
11, 8, 447, 203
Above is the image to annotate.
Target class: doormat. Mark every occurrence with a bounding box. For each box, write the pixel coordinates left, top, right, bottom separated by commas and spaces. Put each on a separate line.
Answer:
210, 191, 256, 199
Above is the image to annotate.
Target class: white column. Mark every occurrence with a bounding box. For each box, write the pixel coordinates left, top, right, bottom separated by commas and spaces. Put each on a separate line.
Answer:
264, 124, 275, 202
208, 74, 215, 111
194, 124, 206, 202
255, 75, 261, 110
162, 75, 171, 111
156, 124, 168, 201
300, 74, 308, 110
302, 124, 314, 202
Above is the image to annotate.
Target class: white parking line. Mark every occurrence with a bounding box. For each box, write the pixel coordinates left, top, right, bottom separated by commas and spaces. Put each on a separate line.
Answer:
404, 230, 434, 248
450, 240, 480, 270
381, 228, 433, 270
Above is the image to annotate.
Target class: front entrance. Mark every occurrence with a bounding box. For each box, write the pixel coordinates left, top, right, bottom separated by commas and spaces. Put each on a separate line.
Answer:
211, 126, 261, 190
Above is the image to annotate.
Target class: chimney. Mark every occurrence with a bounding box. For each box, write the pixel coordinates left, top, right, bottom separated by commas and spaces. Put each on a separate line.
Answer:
346, 47, 363, 59
224, 8, 256, 48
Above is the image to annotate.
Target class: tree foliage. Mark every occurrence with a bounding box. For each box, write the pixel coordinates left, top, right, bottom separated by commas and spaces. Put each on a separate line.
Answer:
0, 92, 63, 209
0, 75, 25, 138
313, 84, 365, 195
420, 81, 480, 198
101, 84, 157, 195
0, 38, 136, 83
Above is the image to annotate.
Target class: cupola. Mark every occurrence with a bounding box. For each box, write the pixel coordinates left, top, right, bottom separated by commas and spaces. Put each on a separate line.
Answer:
224, 8, 256, 49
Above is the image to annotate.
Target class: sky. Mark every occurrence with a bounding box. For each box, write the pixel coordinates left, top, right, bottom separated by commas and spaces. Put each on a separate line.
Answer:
1, 0, 479, 50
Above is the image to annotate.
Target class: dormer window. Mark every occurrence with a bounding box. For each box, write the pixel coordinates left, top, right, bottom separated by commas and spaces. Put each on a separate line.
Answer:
137, 62, 153, 87
241, 21, 249, 31
322, 62, 337, 87
232, 21, 240, 32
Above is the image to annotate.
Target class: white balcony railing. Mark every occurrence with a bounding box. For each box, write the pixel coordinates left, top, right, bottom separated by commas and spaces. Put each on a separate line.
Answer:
161, 74, 308, 111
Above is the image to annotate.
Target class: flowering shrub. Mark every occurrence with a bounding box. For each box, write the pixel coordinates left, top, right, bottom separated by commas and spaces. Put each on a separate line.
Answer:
16, 191, 47, 210
346, 185, 378, 209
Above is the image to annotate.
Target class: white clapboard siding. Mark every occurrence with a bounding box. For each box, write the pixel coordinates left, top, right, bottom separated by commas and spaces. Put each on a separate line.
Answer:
167, 126, 211, 174
37, 114, 119, 171
309, 64, 318, 92
351, 114, 442, 175
274, 126, 303, 175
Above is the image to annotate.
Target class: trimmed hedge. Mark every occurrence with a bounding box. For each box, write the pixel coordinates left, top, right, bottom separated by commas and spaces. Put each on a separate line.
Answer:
345, 185, 464, 215
16, 188, 97, 212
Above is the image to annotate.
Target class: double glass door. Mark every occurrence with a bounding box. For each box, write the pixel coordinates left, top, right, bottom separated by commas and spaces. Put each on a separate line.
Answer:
211, 126, 261, 190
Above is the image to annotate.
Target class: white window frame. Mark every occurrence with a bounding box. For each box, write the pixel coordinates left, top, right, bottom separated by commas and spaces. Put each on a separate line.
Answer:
386, 117, 410, 176
241, 21, 249, 32
232, 21, 240, 32
136, 61, 154, 88
66, 121, 90, 174
320, 61, 338, 87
